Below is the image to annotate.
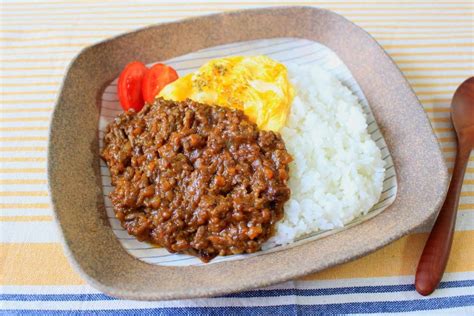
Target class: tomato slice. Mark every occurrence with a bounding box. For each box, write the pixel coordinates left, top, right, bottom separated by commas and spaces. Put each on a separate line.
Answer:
142, 63, 179, 104
117, 61, 148, 112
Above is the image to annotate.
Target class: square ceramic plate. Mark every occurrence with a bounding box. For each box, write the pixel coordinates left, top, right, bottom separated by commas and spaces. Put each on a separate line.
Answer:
48, 7, 448, 300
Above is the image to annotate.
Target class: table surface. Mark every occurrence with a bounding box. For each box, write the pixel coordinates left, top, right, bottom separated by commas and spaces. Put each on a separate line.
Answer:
1, 0, 473, 314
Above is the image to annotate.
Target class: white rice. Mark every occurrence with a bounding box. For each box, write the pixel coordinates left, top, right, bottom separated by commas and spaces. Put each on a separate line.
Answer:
266, 64, 385, 247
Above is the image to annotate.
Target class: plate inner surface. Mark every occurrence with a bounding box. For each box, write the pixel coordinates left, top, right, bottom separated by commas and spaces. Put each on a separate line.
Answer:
98, 37, 397, 267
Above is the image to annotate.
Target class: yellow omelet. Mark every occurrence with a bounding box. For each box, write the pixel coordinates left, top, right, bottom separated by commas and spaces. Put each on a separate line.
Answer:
159, 55, 294, 131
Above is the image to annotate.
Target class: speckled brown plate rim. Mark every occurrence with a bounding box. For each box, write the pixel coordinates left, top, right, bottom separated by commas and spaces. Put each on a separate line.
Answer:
48, 6, 449, 301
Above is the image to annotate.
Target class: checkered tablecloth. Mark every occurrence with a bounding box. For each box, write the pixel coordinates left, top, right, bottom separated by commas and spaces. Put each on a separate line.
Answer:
1, 0, 473, 314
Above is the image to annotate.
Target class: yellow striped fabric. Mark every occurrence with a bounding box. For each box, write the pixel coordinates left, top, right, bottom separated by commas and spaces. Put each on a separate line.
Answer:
1, 0, 473, 313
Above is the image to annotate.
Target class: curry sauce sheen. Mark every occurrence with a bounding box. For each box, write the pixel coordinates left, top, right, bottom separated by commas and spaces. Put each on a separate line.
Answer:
101, 98, 292, 262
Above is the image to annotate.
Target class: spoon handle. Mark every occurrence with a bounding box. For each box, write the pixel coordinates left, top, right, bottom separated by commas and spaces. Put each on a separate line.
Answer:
415, 141, 471, 296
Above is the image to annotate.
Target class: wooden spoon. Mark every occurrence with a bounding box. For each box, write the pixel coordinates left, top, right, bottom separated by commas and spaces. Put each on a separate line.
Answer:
415, 77, 474, 296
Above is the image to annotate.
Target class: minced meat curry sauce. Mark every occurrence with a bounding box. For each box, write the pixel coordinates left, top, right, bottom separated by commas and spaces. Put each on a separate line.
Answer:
101, 98, 292, 262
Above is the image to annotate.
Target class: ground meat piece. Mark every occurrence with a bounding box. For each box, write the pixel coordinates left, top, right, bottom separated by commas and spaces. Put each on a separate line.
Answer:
101, 98, 292, 262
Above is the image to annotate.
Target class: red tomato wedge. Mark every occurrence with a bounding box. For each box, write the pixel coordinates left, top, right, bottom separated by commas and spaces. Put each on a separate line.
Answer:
117, 61, 148, 112
142, 63, 179, 104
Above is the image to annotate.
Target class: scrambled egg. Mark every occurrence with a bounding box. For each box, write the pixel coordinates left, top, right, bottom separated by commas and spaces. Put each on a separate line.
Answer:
159, 55, 294, 131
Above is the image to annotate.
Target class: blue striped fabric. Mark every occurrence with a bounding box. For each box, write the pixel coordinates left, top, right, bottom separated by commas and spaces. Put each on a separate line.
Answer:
2, 280, 474, 302
7, 296, 474, 315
